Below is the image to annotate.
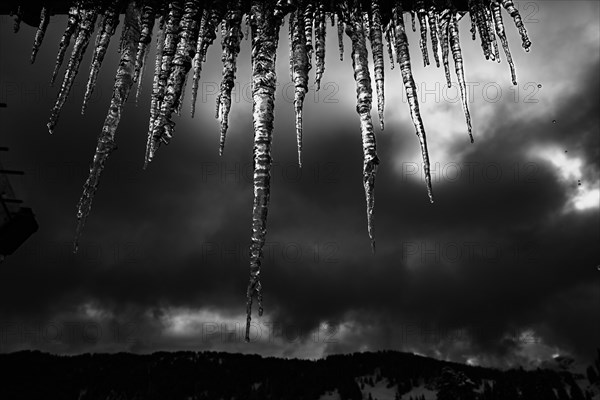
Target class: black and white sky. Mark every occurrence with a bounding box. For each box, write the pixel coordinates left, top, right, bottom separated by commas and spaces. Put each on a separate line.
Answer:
0, 1, 598, 369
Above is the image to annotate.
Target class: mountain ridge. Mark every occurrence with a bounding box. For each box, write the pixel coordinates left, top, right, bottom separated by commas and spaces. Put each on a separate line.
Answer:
1, 349, 599, 399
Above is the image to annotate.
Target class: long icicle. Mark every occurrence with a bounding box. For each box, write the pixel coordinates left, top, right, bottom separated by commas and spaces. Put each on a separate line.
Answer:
336, 10, 344, 61
314, 1, 326, 90
246, 0, 281, 342
370, 0, 385, 130
303, 3, 314, 65
82, 0, 121, 115
289, 11, 295, 81
428, 6, 440, 68
190, 9, 209, 118
74, 2, 141, 252
30, 6, 50, 64
47, 5, 99, 134
416, 0, 429, 66
51, 3, 80, 86
217, 0, 243, 156
215, 22, 226, 118
500, 0, 531, 51
492, 0, 517, 85
448, 9, 474, 143
201, 5, 226, 62
393, 0, 433, 202
190, 5, 225, 118
146, 17, 165, 167
134, 0, 158, 102
438, 9, 452, 87
290, 3, 310, 166
148, 0, 202, 164
385, 22, 395, 69
485, 4, 500, 62
346, 2, 379, 253
144, 0, 184, 166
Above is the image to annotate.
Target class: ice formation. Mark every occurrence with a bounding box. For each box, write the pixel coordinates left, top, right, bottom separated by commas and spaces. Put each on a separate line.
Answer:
11, 0, 532, 340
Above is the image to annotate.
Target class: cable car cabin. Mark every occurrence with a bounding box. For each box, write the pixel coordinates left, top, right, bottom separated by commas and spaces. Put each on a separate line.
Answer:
0, 147, 39, 260
0, 207, 39, 258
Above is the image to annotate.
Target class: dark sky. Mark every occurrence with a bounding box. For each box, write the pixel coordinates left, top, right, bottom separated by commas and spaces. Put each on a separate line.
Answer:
0, 2, 598, 369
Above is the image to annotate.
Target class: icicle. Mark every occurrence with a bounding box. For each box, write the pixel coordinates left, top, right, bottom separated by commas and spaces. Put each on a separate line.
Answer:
416, 0, 429, 66
82, 1, 121, 115
314, 1, 326, 90
336, 11, 345, 61
47, 6, 98, 134
362, 11, 371, 41
289, 11, 295, 81
393, 1, 433, 202
472, 0, 492, 59
145, 0, 183, 167
214, 20, 229, 116
133, 0, 158, 102
492, 1, 517, 84
303, 3, 314, 65
30, 7, 50, 64
147, 0, 201, 165
146, 20, 165, 165
200, 6, 224, 61
217, 0, 243, 156
370, 0, 385, 130
485, 5, 500, 62
245, 14, 250, 40
215, 22, 226, 118
13, 6, 23, 33
74, 3, 141, 252
51, 4, 80, 86
190, 9, 209, 118
246, 0, 281, 343
290, 5, 310, 166
500, 0, 531, 51
468, 0, 478, 40
134, 45, 149, 102
346, 6, 379, 253
176, 74, 187, 116
438, 10, 452, 87
190, 5, 224, 118
385, 22, 395, 69
288, 10, 294, 82
428, 8, 440, 68
449, 11, 474, 143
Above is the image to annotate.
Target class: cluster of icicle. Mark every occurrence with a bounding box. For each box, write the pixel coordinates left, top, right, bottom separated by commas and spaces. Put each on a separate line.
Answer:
18, 0, 531, 341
